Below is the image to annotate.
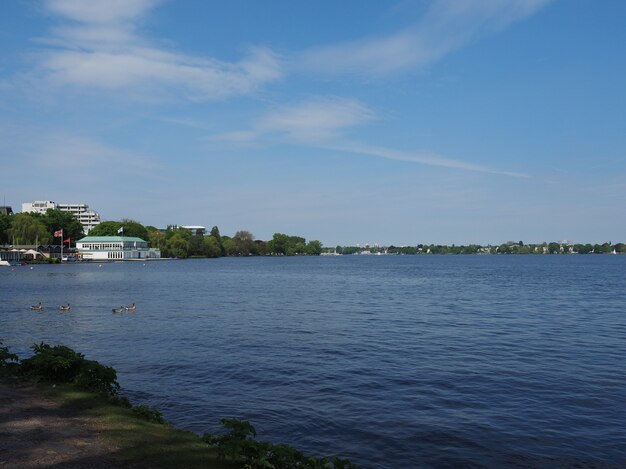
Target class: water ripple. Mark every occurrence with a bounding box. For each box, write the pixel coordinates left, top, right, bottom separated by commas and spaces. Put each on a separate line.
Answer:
2, 255, 626, 467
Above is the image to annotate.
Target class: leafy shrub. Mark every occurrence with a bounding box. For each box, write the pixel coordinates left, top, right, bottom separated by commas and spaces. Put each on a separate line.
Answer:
19, 342, 120, 395
132, 404, 166, 424
20, 343, 83, 382
203, 419, 360, 469
0, 340, 19, 376
74, 359, 120, 395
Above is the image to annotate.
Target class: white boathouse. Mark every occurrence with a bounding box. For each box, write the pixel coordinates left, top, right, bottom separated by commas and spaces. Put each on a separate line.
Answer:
76, 236, 160, 261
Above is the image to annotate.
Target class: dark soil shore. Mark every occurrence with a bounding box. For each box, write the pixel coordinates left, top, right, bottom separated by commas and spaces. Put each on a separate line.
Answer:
0, 379, 121, 468
0, 378, 229, 469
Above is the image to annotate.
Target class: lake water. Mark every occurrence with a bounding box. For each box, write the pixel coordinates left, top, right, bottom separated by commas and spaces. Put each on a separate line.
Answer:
2, 255, 626, 468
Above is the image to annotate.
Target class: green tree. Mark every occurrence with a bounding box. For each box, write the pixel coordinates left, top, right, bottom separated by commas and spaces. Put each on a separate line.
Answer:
188, 234, 207, 257
119, 219, 149, 240
87, 221, 122, 237
8, 213, 50, 245
221, 237, 237, 256
87, 219, 148, 240
255, 240, 269, 256
268, 233, 289, 255
305, 240, 323, 255
0, 213, 13, 244
39, 209, 84, 243
290, 241, 306, 255
210, 226, 225, 256
145, 226, 162, 249
548, 242, 561, 254
204, 236, 222, 258
498, 244, 511, 254
232, 230, 257, 256
163, 234, 189, 258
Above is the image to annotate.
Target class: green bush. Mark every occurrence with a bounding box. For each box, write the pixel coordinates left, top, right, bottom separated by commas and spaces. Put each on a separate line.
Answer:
19, 342, 120, 395
20, 343, 83, 382
0, 340, 19, 376
74, 359, 120, 395
132, 404, 166, 424
203, 419, 360, 469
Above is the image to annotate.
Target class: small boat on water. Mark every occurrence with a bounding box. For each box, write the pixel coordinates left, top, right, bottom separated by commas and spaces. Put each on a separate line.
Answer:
125, 303, 136, 312
112, 306, 124, 313
0, 260, 10, 267
30, 302, 43, 311
58, 304, 71, 312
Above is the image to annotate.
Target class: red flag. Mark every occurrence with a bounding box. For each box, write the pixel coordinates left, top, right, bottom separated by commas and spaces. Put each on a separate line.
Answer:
54, 230, 63, 237
64, 237, 71, 243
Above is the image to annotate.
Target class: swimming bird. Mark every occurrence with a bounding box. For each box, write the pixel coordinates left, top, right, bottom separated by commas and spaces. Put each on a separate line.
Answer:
58, 303, 70, 311
30, 302, 43, 311
125, 303, 136, 312
112, 306, 124, 313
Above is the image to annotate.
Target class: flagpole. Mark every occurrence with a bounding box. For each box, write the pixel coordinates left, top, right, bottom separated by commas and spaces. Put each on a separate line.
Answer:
61, 229, 63, 262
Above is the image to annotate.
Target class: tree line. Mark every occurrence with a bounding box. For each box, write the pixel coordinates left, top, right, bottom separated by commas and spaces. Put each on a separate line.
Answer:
0, 212, 324, 258
90, 223, 323, 258
0, 210, 84, 245
334, 241, 626, 255
143, 226, 324, 258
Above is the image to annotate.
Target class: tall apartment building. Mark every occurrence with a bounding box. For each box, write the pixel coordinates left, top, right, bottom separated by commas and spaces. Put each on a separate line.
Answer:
22, 200, 101, 234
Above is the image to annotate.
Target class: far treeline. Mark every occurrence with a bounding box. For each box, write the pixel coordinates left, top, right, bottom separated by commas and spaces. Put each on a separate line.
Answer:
335, 241, 626, 255
88, 222, 324, 258
0, 209, 322, 258
0, 210, 322, 258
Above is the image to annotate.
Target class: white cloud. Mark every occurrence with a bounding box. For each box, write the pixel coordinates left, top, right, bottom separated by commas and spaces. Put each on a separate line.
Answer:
216, 97, 376, 143
46, 0, 157, 24
36, 0, 282, 100
256, 97, 376, 141
214, 96, 526, 177
299, 0, 551, 76
325, 143, 529, 178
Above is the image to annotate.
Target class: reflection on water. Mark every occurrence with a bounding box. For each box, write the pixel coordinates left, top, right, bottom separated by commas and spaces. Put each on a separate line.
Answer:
2, 255, 626, 468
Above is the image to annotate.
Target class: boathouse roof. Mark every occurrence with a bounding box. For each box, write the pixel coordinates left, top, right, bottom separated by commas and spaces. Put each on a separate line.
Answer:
76, 236, 147, 243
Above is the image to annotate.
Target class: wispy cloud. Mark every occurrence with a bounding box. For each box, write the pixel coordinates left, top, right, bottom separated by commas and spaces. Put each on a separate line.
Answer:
299, 0, 551, 76
35, 0, 282, 100
324, 143, 529, 178
216, 96, 376, 143
214, 96, 527, 177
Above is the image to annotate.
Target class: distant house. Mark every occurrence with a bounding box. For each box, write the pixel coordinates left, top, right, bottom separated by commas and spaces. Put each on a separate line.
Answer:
76, 236, 160, 261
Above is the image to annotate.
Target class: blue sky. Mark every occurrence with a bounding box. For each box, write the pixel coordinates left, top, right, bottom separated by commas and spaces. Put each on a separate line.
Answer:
1, 0, 624, 246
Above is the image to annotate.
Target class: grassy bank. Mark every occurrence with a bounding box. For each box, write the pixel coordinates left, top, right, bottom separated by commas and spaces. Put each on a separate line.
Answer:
1, 342, 359, 469
1, 377, 232, 468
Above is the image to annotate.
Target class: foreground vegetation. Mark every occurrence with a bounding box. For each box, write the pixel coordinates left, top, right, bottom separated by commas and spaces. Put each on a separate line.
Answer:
0, 341, 358, 469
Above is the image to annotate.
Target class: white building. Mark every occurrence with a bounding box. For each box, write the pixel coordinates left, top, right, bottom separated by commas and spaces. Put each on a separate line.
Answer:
22, 200, 56, 214
181, 225, 206, 235
22, 200, 101, 233
76, 236, 160, 261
